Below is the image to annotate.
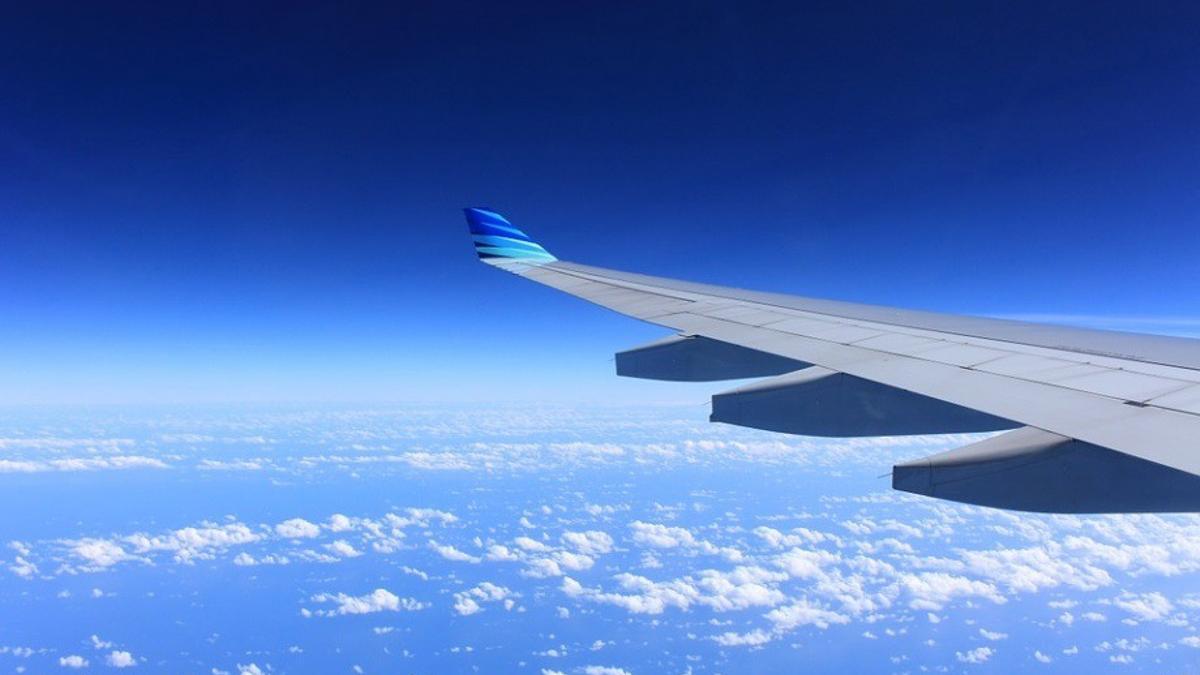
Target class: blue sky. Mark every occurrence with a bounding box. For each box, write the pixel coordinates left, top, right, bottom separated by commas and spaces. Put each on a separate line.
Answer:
2, 2, 1199, 404
7, 7, 1200, 673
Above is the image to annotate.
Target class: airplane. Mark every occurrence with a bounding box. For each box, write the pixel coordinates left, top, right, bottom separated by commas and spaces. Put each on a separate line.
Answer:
464, 207, 1200, 514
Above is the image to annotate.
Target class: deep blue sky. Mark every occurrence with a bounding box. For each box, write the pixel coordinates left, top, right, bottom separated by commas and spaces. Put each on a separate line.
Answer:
1, 1, 1198, 404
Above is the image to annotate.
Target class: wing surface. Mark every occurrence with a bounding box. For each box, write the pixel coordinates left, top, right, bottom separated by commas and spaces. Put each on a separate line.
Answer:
464, 207, 1200, 512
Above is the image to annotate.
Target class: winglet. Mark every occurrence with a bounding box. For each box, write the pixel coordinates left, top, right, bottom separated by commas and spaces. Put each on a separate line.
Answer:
464, 207, 557, 264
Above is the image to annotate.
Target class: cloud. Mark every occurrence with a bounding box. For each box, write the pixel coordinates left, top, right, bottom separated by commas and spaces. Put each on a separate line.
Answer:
563, 566, 789, 618
454, 583, 516, 615
629, 522, 741, 560
754, 526, 833, 549
9, 554, 38, 578
766, 599, 850, 631
453, 596, 481, 616
106, 650, 136, 668
274, 518, 321, 539
712, 629, 773, 646
956, 646, 993, 664
561, 531, 614, 555
59, 655, 88, 668
0, 456, 167, 473
232, 552, 288, 567
514, 537, 550, 552
327, 514, 354, 532
69, 540, 144, 570
898, 572, 1006, 611
196, 459, 264, 471
485, 545, 519, 562
324, 540, 362, 558
522, 558, 563, 578
428, 541, 480, 564
629, 522, 698, 549
307, 588, 427, 617
1110, 591, 1173, 622
31, 507, 461, 578
124, 522, 262, 564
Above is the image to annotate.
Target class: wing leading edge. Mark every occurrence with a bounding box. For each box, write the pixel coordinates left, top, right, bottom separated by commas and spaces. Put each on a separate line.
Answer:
462, 208, 1200, 513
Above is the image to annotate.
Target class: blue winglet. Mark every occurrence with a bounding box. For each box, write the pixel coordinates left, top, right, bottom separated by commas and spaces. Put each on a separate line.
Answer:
464, 207, 557, 263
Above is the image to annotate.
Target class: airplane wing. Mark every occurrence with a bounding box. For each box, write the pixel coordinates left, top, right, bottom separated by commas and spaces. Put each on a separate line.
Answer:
464, 207, 1200, 513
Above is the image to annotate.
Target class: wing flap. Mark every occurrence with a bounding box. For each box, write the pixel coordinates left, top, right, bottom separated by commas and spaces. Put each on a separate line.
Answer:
710, 367, 1018, 437
616, 335, 809, 382
893, 427, 1200, 513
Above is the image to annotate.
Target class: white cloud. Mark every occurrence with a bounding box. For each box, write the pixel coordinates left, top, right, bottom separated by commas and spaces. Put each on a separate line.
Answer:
753, 526, 829, 549
956, 646, 993, 664
712, 629, 773, 646
307, 588, 427, 617
563, 566, 787, 618
454, 582, 516, 616
523, 558, 563, 578
69, 540, 143, 570
773, 547, 839, 580
106, 651, 136, 668
630, 522, 697, 549
197, 459, 264, 471
1034, 650, 1052, 663
554, 551, 595, 572
59, 655, 88, 668
979, 628, 1008, 641
514, 537, 549, 552
327, 514, 354, 532
274, 518, 320, 539
766, 599, 850, 631
454, 596, 481, 616
629, 521, 741, 560
124, 522, 261, 564
486, 545, 519, 562
0, 456, 167, 474
899, 572, 1005, 611
325, 540, 362, 558
428, 541, 480, 564
1111, 591, 1173, 622
400, 566, 428, 580
583, 668, 631, 675
561, 531, 614, 555
10, 555, 38, 578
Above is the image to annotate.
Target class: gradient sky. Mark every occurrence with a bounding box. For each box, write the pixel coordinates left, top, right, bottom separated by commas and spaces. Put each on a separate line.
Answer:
2, 2, 1198, 404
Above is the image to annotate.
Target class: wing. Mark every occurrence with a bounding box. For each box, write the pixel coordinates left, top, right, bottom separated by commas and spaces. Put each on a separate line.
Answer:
464, 207, 1200, 513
